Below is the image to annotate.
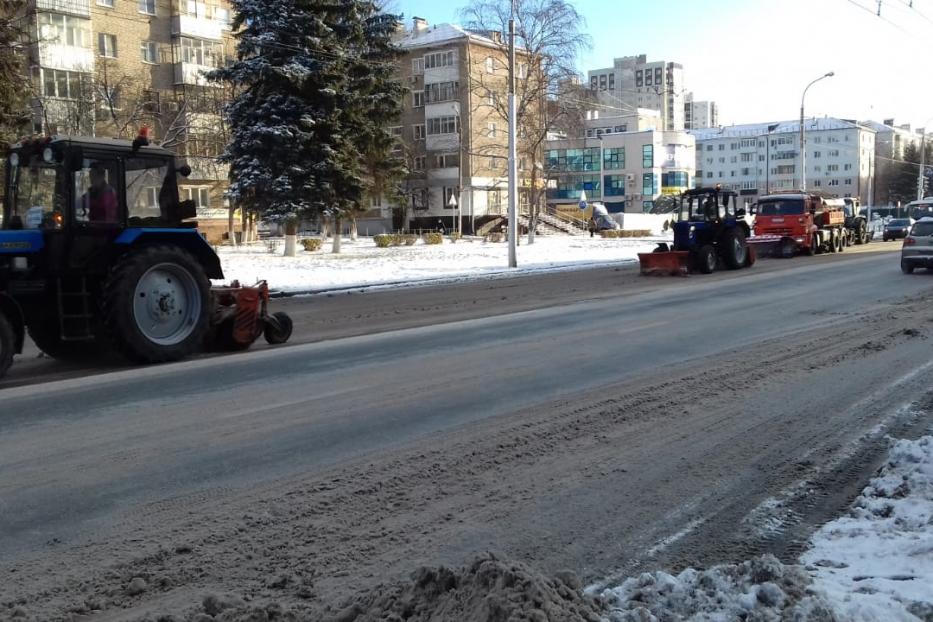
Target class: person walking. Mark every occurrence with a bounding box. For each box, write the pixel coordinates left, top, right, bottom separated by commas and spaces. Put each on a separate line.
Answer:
587, 217, 597, 238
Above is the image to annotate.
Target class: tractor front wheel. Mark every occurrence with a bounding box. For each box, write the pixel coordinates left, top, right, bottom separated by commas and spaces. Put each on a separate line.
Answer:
696, 245, 717, 274
0, 313, 14, 379
103, 245, 211, 363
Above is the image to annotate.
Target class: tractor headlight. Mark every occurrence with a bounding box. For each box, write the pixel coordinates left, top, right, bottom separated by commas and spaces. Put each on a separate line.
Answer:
12, 257, 28, 271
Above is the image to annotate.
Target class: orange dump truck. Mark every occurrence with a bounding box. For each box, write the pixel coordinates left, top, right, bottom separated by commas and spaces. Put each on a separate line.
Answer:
749, 192, 847, 258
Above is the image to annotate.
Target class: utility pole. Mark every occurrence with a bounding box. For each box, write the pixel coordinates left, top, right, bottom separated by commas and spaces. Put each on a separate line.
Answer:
506, 0, 517, 267
917, 129, 927, 201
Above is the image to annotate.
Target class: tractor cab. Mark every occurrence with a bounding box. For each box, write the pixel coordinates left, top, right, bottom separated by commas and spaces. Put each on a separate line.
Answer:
672, 186, 747, 250
3, 134, 199, 274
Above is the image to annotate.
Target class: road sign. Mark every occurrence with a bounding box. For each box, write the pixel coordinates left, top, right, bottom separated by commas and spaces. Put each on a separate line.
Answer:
579, 190, 587, 210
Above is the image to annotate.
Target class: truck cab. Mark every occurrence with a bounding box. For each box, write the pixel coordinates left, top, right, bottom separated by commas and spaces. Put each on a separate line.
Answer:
753, 193, 845, 256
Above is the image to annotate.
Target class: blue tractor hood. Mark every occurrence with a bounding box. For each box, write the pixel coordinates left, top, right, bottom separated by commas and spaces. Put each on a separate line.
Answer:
0, 230, 44, 254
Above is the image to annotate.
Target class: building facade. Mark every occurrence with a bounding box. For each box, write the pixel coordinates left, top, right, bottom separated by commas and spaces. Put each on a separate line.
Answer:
863, 119, 922, 206
394, 18, 537, 232
690, 118, 876, 207
544, 128, 695, 213
587, 55, 685, 132
684, 93, 718, 130
23, 0, 235, 238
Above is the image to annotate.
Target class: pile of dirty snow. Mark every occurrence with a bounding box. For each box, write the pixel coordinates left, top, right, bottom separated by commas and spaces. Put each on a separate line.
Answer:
321, 553, 606, 622
802, 436, 933, 621
598, 554, 836, 621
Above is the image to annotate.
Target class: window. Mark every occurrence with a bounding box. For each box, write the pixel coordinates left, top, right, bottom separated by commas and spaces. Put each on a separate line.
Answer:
38, 13, 90, 48
517, 63, 528, 79
642, 145, 653, 168
138, 0, 156, 14
413, 156, 425, 171
719, 157, 725, 163
829, 149, 840, 157
487, 122, 497, 138
98, 33, 117, 57
426, 116, 459, 135
844, 163, 852, 171
434, 153, 459, 168
486, 89, 498, 107
813, 151, 821, 158
706, 145, 713, 152
389, 126, 403, 138
635, 70, 643, 87
413, 90, 424, 107
412, 58, 424, 75
599, 75, 607, 90
545, 148, 600, 172
424, 50, 455, 69
74, 159, 120, 225
485, 56, 495, 73
718, 144, 725, 151
608, 74, 615, 89
424, 81, 459, 103
125, 158, 169, 221
604, 175, 625, 196
844, 178, 852, 185
413, 124, 425, 140
98, 85, 121, 110
41, 68, 86, 99
590, 76, 597, 89
828, 179, 840, 186
489, 157, 498, 171
603, 147, 625, 170
140, 41, 158, 64
827, 164, 839, 172
180, 37, 222, 67
97, 0, 114, 7
662, 171, 689, 187
642, 173, 655, 195
180, 186, 210, 208
706, 171, 713, 178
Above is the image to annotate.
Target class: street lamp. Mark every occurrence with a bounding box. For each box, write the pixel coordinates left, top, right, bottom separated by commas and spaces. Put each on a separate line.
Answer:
800, 71, 834, 191
916, 117, 933, 201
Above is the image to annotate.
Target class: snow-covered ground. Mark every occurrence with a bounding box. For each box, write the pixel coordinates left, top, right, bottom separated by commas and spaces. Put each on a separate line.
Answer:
215, 235, 665, 293
598, 435, 933, 621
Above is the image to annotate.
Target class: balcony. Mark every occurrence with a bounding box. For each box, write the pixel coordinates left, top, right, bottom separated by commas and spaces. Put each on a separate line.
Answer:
427, 167, 459, 182
425, 133, 459, 153
38, 42, 94, 72
174, 62, 219, 87
36, 0, 89, 17
172, 14, 223, 41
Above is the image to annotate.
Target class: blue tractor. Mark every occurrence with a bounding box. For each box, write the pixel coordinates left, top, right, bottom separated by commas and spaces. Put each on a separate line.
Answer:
642, 186, 753, 275
0, 133, 291, 378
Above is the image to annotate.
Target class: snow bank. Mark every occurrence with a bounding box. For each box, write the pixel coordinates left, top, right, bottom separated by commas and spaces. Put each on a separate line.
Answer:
215, 235, 663, 293
598, 555, 835, 621
802, 436, 933, 622
598, 435, 933, 622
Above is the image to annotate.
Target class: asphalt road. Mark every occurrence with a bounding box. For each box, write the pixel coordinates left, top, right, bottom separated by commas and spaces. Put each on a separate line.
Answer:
2, 244, 932, 619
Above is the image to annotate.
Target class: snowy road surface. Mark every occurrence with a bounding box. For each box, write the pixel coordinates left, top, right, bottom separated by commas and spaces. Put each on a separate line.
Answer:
1, 247, 932, 619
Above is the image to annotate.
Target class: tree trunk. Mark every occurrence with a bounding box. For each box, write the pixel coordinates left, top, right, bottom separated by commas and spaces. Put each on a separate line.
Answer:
350, 216, 358, 241
228, 204, 236, 246
322, 217, 330, 239
331, 216, 342, 254
240, 207, 248, 244
284, 218, 298, 257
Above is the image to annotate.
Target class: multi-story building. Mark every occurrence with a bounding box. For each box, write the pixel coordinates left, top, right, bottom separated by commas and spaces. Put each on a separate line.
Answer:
862, 119, 922, 206
587, 55, 685, 132
23, 0, 235, 239
583, 109, 662, 137
690, 118, 876, 207
684, 93, 718, 130
393, 17, 537, 232
544, 128, 695, 213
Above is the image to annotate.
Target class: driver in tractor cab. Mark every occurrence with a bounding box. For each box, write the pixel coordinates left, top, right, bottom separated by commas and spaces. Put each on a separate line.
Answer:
82, 162, 118, 224
703, 195, 718, 221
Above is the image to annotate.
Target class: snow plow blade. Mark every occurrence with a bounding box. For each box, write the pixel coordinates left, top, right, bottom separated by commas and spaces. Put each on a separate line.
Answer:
638, 246, 690, 276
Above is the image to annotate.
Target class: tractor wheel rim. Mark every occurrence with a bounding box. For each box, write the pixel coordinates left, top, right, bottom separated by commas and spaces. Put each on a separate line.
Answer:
132, 262, 201, 346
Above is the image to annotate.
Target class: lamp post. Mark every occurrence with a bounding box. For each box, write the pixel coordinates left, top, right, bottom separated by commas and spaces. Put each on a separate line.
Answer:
799, 71, 834, 191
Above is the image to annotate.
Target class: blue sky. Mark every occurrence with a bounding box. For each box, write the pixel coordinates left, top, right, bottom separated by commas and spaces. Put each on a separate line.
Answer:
391, 0, 933, 129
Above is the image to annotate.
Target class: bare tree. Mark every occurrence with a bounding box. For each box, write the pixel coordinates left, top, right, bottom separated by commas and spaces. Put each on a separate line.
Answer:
0, 0, 32, 144
461, 0, 590, 243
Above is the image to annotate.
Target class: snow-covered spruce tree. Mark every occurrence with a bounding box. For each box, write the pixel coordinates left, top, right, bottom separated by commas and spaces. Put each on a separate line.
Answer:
210, 0, 365, 253
342, 5, 406, 245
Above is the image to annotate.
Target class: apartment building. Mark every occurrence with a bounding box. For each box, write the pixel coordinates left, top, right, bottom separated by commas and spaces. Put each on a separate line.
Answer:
690, 118, 876, 207
587, 55, 685, 132
862, 119, 922, 206
684, 93, 718, 130
544, 128, 695, 213
24, 0, 235, 238
394, 18, 538, 233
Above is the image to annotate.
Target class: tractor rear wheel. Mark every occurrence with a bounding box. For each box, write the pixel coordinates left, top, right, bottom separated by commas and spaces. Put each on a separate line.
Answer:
0, 313, 14, 379
103, 245, 210, 363
720, 229, 748, 269
697, 245, 717, 274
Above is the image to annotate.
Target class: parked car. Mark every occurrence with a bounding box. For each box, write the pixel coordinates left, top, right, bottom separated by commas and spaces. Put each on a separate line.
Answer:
900, 217, 933, 274
883, 218, 912, 241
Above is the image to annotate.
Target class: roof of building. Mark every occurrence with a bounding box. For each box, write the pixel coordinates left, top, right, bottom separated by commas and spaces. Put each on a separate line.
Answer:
689, 117, 873, 141
396, 23, 501, 50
